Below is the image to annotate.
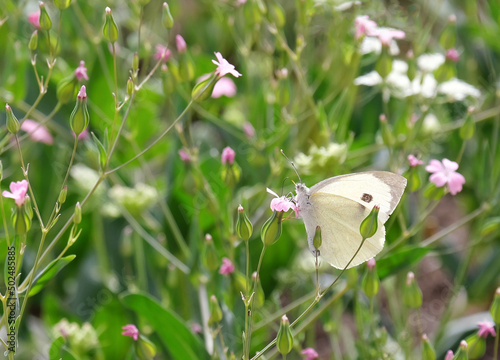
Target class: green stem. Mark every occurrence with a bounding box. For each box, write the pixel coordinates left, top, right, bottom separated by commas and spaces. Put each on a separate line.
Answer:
133, 230, 147, 291
494, 324, 499, 359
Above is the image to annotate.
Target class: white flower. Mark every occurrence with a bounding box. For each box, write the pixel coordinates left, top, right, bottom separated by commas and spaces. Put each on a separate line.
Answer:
422, 113, 441, 134
354, 71, 382, 86
417, 53, 445, 73
359, 36, 400, 56
438, 78, 481, 101
410, 73, 438, 98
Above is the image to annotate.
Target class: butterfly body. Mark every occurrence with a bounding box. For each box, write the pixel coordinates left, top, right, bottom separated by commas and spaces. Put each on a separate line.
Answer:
295, 171, 407, 269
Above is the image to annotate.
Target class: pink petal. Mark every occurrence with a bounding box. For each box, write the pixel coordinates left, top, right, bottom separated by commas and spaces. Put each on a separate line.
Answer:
442, 158, 459, 172
212, 77, 236, 98
429, 173, 447, 187
447, 172, 465, 195
20, 119, 54, 145
425, 159, 444, 173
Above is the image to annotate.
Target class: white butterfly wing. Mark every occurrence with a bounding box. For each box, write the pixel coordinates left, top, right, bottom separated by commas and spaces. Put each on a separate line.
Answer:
305, 193, 386, 269
309, 171, 406, 223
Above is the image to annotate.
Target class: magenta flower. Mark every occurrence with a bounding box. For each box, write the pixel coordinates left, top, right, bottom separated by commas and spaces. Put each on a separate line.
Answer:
121, 324, 139, 341
267, 188, 298, 216
221, 146, 235, 165
28, 11, 40, 29
74, 61, 89, 81
477, 320, 496, 338
373, 28, 406, 46
243, 122, 255, 138
212, 77, 237, 98
178, 149, 191, 163
444, 350, 454, 360
176, 34, 187, 53
78, 85, 87, 99
367, 258, 376, 270
354, 15, 378, 39
408, 154, 423, 167
301, 348, 319, 360
425, 158, 465, 195
446, 48, 460, 63
212, 52, 242, 78
154, 45, 172, 62
2, 180, 29, 207
20, 119, 54, 145
219, 257, 235, 276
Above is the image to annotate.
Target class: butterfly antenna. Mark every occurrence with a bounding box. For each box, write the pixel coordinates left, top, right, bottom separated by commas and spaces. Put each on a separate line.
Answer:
280, 149, 302, 183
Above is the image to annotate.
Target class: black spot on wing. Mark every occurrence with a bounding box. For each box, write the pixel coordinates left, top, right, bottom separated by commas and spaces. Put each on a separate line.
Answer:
361, 193, 373, 203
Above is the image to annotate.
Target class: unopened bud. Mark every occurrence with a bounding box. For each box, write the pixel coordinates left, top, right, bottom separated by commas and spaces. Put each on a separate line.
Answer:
203, 234, 219, 272
70, 86, 90, 135
362, 258, 379, 298
58, 186, 67, 204
261, 211, 283, 246
133, 52, 139, 72
127, 77, 134, 96
360, 205, 379, 239
39, 2, 52, 31
162, 2, 174, 29
74, 202, 82, 224
54, 0, 71, 10
403, 272, 422, 308
276, 315, 293, 355
236, 205, 253, 241
465, 332, 485, 359
313, 225, 322, 250
453, 340, 469, 360
103, 7, 119, 43
191, 75, 216, 102
208, 295, 223, 326
5, 104, 20, 134
422, 334, 436, 360
491, 287, 500, 323
29, 30, 38, 51
56, 75, 77, 104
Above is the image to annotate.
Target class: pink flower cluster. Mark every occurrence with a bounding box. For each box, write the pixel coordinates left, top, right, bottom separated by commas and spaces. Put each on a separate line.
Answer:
354, 15, 405, 45
121, 324, 139, 341
219, 257, 235, 276
267, 188, 298, 216
425, 158, 465, 195
2, 180, 29, 206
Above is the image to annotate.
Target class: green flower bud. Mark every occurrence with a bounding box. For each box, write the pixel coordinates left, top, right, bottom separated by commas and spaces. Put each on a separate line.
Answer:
136, 0, 151, 6
54, 0, 71, 10
422, 334, 436, 360
454, 340, 469, 360
465, 333, 485, 360
29, 30, 38, 51
276, 315, 293, 356
70, 86, 90, 135
135, 334, 157, 360
39, 2, 52, 31
252, 272, 265, 308
13, 202, 32, 235
74, 202, 82, 224
162, 2, 174, 29
58, 186, 67, 204
376, 46, 393, 79
236, 205, 253, 241
261, 211, 283, 247
103, 7, 119, 43
460, 107, 475, 140
203, 234, 219, 272
439, 15, 456, 50
403, 272, 423, 309
56, 75, 77, 104
481, 218, 500, 237
407, 51, 418, 81
127, 77, 134, 96
133, 52, 139, 72
313, 225, 322, 250
362, 258, 379, 298
179, 52, 195, 81
379, 114, 394, 147
0, 160, 3, 181
408, 167, 422, 192
208, 295, 223, 326
5, 104, 20, 134
270, 3, 285, 28
191, 75, 217, 102
490, 287, 500, 323
360, 205, 379, 239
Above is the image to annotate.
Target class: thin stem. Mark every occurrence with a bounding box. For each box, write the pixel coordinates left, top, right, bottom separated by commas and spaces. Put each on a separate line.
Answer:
494, 324, 499, 360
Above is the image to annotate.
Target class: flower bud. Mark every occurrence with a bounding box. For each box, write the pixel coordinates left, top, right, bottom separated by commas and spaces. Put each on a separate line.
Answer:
39, 2, 52, 31
444, 350, 454, 360
313, 225, 322, 250
127, 77, 134, 96
465, 333, 485, 360
375, 46, 393, 79
56, 75, 77, 104
421, 334, 436, 360
191, 75, 217, 102
5, 104, 20, 134
208, 295, 223, 326
460, 107, 475, 140
133, 52, 139, 72
135, 334, 157, 360
203, 234, 219, 272
13, 199, 32, 235
162, 2, 174, 29
362, 258, 379, 298
103, 7, 119, 43
54, 0, 71, 10
490, 287, 500, 323
70, 86, 90, 135
252, 272, 265, 307
439, 18, 456, 50
58, 186, 67, 204
261, 211, 283, 246
453, 340, 469, 360
403, 272, 423, 309
360, 205, 379, 239
236, 205, 253, 241
276, 315, 293, 356
29, 30, 38, 51
74, 202, 82, 224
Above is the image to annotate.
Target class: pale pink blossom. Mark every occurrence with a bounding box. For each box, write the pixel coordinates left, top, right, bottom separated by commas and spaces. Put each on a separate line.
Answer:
121, 324, 139, 341
20, 119, 54, 145
354, 16, 378, 39
190, 323, 202, 334
221, 146, 235, 165
176, 34, 187, 53
77, 85, 87, 99
78, 128, 89, 140
74, 61, 88, 81
212, 77, 237, 98
444, 350, 454, 360
28, 12, 40, 29
267, 188, 298, 216
2, 180, 29, 207
243, 122, 255, 138
154, 45, 172, 62
212, 52, 242, 78
178, 149, 191, 163
446, 48, 460, 63
425, 158, 465, 195
477, 320, 496, 338
408, 154, 423, 167
367, 258, 376, 270
219, 257, 235, 276
373, 28, 405, 46
301, 348, 319, 360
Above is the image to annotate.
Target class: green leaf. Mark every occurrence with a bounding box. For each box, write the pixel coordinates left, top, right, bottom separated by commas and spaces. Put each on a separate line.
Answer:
120, 292, 209, 360
377, 246, 430, 280
49, 336, 78, 360
28, 255, 76, 297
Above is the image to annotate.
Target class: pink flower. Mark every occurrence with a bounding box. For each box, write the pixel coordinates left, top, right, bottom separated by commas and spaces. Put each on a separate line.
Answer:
154, 45, 172, 62
77, 85, 87, 99
190, 323, 202, 334
2, 180, 29, 207
408, 154, 423, 167
373, 28, 406, 46
212, 77, 237, 98
301, 348, 319, 360
74, 61, 88, 81
28, 11, 40, 29
444, 350, 454, 360
477, 320, 496, 338
178, 149, 191, 163
243, 122, 255, 138
367, 258, 376, 270
425, 158, 465, 195
354, 15, 378, 39
219, 257, 235, 276
446, 48, 459, 63
121, 324, 139, 341
267, 188, 298, 216
176, 34, 187, 53
221, 146, 235, 165
20, 119, 54, 145
212, 52, 242, 78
